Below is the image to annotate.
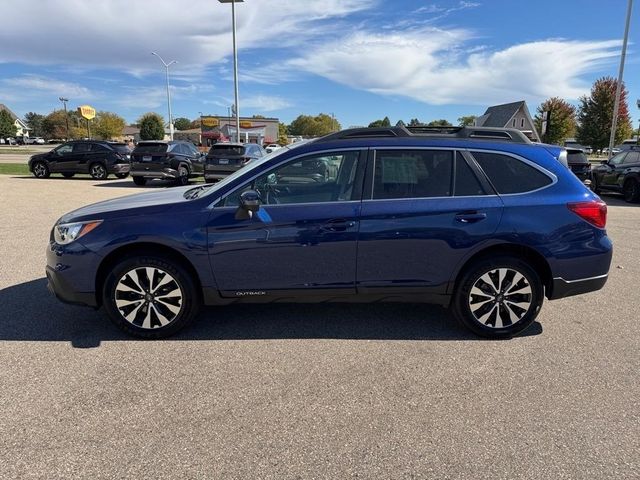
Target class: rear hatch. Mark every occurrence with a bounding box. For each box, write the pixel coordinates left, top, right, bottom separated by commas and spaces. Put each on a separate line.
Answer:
112, 143, 132, 162
132, 143, 170, 170
205, 144, 247, 172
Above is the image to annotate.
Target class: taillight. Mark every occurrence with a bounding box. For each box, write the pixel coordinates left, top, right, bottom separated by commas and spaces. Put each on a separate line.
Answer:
567, 200, 607, 228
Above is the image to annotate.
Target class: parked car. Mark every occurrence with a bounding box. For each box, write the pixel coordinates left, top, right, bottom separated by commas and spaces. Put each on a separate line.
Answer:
46, 126, 612, 339
3, 137, 17, 145
591, 146, 640, 202
204, 143, 266, 182
130, 140, 205, 186
563, 147, 591, 182
25, 136, 45, 145
265, 143, 282, 154
28, 140, 132, 180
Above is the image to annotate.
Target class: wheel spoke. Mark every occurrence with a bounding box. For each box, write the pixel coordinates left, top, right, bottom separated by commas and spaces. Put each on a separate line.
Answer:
479, 273, 498, 294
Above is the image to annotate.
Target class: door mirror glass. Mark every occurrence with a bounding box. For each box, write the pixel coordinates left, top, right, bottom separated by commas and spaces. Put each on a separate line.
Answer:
235, 190, 261, 220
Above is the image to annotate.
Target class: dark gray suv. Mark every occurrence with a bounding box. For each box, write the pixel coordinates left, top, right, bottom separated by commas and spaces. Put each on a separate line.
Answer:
130, 140, 205, 186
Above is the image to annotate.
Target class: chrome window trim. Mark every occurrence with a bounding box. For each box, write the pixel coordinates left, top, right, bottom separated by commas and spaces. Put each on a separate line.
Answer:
208, 147, 366, 209
213, 200, 362, 210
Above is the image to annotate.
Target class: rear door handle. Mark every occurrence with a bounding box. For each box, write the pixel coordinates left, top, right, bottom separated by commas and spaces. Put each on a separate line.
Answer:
455, 212, 487, 223
321, 218, 356, 232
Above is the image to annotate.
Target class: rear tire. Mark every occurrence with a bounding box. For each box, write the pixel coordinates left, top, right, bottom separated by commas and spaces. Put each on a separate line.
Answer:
176, 165, 189, 186
451, 256, 544, 339
90, 163, 108, 180
623, 178, 640, 203
133, 176, 146, 186
32, 161, 50, 178
102, 255, 201, 339
62, 172, 75, 178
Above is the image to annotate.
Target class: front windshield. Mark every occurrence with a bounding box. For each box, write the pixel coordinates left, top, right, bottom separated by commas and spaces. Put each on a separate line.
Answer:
198, 140, 314, 198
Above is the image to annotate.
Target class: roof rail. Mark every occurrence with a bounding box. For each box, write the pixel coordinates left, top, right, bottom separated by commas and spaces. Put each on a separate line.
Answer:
316, 126, 532, 144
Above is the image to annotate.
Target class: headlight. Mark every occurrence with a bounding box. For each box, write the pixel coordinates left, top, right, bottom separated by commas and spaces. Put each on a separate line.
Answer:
54, 220, 102, 245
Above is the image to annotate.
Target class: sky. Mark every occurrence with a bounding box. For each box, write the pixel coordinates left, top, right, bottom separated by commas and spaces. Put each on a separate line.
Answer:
0, 0, 638, 130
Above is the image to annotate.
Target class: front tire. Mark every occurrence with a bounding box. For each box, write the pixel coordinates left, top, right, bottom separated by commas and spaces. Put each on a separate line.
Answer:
623, 178, 640, 203
451, 256, 544, 339
133, 176, 147, 186
102, 256, 201, 339
90, 163, 108, 180
32, 161, 50, 178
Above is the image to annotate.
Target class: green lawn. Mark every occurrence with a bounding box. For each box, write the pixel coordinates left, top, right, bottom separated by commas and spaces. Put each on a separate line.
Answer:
0, 164, 31, 175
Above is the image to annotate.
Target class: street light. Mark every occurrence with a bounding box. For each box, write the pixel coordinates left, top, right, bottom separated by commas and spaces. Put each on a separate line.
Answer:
58, 97, 69, 139
151, 51, 178, 140
218, 0, 243, 143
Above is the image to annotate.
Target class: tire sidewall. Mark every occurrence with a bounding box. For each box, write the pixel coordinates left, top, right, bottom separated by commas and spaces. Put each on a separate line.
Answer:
452, 256, 543, 339
102, 256, 200, 338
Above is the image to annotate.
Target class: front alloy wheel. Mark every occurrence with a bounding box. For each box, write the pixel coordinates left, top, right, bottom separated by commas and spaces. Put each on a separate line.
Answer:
103, 256, 201, 338
452, 256, 543, 338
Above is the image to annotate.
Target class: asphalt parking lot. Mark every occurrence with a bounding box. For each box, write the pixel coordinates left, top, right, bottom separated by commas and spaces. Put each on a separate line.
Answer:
0, 174, 638, 479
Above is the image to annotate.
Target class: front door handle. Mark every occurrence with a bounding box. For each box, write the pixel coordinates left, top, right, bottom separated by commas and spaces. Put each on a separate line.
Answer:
455, 212, 487, 223
321, 219, 356, 232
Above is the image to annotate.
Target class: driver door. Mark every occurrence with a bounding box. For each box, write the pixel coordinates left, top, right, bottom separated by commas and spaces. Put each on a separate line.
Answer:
206, 149, 365, 296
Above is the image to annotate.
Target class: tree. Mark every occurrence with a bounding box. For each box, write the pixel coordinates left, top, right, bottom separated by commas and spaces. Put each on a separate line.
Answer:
0, 110, 17, 138
533, 97, 576, 146
189, 118, 201, 129
395, 120, 406, 128
138, 113, 165, 140
576, 77, 633, 152
93, 111, 126, 140
42, 109, 74, 139
368, 116, 391, 128
426, 119, 453, 127
408, 118, 422, 127
174, 117, 192, 131
24, 112, 45, 137
278, 122, 289, 145
288, 113, 340, 137
457, 115, 477, 126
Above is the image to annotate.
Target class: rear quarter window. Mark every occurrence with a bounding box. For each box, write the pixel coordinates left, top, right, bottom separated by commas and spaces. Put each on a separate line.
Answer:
472, 151, 553, 194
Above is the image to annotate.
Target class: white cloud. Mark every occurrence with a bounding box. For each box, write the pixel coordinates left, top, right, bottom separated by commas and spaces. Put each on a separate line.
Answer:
242, 95, 292, 112
287, 29, 621, 105
3, 75, 93, 98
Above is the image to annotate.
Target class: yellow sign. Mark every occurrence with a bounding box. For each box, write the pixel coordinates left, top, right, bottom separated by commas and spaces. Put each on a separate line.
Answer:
240, 120, 253, 129
201, 116, 219, 128
77, 105, 96, 120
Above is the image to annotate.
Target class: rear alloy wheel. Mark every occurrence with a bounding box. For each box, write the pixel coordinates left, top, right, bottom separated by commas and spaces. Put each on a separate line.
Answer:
62, 172, 75, 178
89, 163, 108, 180
133, 176, 146, 186
451, 256, 543, 339
103, 256, 201, 338
32, 161, 50, 179
623, 178, 640, 203
176, 165, 189, 186
115, 172, 129, 179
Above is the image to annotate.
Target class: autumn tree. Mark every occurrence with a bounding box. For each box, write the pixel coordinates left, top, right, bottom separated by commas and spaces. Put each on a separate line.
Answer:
42, 110, 73, 139
457, 115, 476, 126
0, 110, 17, 138
138, 112, 165, 140
278, 122, 289, 145
173, 117, 192, 131
576, 77, 633, 151
533, 97, 576, 146
288, 113, 340, 137
94, 111, 126, 140
368, 116, 391, 128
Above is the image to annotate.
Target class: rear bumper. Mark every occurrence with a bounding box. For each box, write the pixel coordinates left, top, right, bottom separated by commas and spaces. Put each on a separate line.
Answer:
549, 274, 608, 300
109, 163, 131, 174
130, 167, 178, 179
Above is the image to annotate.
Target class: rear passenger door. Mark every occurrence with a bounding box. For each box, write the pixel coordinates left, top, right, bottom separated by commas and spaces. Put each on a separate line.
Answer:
356, 148, 504, 295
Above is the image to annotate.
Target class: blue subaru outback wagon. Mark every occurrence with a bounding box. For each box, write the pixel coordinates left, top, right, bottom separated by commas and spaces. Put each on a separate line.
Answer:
46, 126, 612, 339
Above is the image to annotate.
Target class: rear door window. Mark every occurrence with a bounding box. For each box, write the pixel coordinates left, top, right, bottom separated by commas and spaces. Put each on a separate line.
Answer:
72, 143, 91, 153
455, 156, 486, 196
90, 144, 110, 152
622, 152, 640, 164
472, 151, 552, 194
372, 150, 453, 199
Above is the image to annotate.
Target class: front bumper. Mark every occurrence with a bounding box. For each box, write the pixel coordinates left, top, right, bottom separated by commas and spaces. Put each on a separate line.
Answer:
46, 241, 100, 307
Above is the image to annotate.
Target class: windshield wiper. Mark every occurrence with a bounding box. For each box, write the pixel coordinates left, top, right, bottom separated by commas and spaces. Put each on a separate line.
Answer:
183, 184, 214, 200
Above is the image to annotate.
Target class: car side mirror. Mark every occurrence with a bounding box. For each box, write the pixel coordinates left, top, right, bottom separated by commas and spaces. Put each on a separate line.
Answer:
600, 160, 609, 165
235, 190, 261, 220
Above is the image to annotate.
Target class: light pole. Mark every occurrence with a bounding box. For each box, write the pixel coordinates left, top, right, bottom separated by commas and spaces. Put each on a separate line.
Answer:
151, 52, 177, 140
58, 97, 69, 139
218, 0, 243, 143
607, 0, 633, 159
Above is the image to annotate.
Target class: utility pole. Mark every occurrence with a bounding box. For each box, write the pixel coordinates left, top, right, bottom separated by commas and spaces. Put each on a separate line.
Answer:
59, 97, 69, 139
607, 0, 633, 159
